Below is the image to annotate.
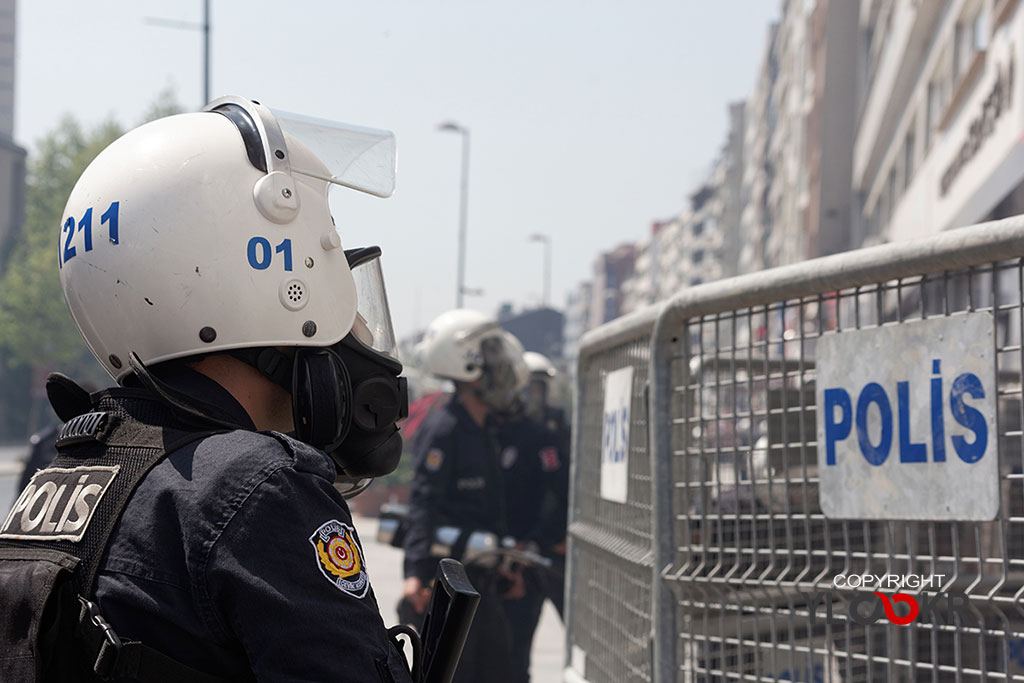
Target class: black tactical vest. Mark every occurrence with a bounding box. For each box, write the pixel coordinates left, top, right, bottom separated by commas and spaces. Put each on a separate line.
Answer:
0, 400, 226, 682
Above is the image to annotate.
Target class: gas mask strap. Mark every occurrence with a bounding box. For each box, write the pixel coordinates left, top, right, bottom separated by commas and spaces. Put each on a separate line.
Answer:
229, 347, 293, 391
291, 347, 352, 452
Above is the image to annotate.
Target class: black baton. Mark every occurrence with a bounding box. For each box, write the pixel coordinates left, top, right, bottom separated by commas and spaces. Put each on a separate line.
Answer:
419, 559, 480, 683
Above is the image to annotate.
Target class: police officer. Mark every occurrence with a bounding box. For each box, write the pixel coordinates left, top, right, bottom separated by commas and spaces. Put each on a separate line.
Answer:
494, 402, 568, 683
0, 98, 413, 681
520, 351, 570, 619
522, 351, 571, 460
402, 309, 530, 683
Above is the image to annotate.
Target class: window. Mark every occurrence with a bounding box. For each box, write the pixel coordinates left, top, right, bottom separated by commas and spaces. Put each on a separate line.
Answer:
693, 249, 705, 265
973, 9, 988, 52
693, 221, 705, 237
886, 168, 897, 224
954, 6, 987, 85
926, 81, 938, 148
904, 132, 915, 190
953, 22, 966, 82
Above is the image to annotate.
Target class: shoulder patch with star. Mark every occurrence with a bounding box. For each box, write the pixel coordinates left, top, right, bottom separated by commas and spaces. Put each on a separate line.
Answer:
425, 448, 445, 472
309, 519, 369, 598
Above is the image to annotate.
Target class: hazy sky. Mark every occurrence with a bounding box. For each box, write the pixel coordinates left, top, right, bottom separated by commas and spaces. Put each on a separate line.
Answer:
16, 1, 779, 340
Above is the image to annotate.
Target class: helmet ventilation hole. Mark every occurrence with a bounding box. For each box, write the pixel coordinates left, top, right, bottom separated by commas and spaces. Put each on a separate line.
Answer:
279, 278, 309, 311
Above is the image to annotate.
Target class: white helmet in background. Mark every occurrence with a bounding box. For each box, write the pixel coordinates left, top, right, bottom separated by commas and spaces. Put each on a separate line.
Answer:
523, 351, 556, 379
522, 351, 556, 418
416, 309, 528, 410
58, 96, 407, 481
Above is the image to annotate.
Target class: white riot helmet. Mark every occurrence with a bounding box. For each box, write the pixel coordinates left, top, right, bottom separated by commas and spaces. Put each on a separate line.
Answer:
522, 351, 556, 418
415, 309, 528, 411
523, 351, 556, 379
58, 96, 407, 480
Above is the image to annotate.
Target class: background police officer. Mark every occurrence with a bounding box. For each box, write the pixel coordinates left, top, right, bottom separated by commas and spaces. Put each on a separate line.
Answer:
401, 308, 531, 683
520, 351, 570, 619
4, 97, 414, 681
494, 400, 568, 683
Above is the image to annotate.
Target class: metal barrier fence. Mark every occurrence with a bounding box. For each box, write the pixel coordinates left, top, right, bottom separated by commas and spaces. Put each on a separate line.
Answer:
566, 310, 659, 683
566, 217, 1024, 683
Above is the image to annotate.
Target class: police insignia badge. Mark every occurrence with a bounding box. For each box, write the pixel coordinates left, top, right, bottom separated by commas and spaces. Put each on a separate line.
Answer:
539, 446, 560, 472
310, 520, 369, 598
501, 446, 518, 469
425, 448, 444, 472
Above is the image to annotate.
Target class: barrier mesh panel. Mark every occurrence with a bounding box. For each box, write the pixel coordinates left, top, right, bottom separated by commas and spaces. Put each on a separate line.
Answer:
664, 262, 1024, 682
569, 332, 654, 683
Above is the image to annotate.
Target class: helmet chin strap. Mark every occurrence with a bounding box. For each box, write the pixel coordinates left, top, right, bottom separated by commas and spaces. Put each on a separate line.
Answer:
127, 352, 249, 432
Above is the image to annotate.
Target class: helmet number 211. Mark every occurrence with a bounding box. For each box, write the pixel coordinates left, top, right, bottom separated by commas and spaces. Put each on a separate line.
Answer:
59, 201, 119, 268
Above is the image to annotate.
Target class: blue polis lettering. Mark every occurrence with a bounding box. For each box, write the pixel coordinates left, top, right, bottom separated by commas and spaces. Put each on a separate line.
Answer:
824, 360, 987, 466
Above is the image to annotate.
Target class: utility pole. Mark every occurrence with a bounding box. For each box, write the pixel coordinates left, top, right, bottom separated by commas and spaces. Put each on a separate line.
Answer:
146, 0, 211, 107
438, 121, 471, 308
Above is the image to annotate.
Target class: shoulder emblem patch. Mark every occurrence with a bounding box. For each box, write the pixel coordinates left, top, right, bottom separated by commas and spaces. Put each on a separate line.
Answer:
539, 446, 561, 472
310, 520, 369, 598
425, 448, 445, 472
501, 446, 518, 469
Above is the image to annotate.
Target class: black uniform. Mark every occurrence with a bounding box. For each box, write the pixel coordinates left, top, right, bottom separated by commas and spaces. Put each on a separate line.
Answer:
402, 395, 513, 683
22, 366, 411, 682
495, 415, 568, 683
17, 421, 60, 492
402, 396, 568, 683
536, 404, 570, 619
403, 396, 506, 584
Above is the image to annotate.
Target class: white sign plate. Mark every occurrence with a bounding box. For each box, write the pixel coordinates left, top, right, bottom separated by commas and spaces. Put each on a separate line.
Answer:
816, 313, 998, 520
600, 366, 634, 503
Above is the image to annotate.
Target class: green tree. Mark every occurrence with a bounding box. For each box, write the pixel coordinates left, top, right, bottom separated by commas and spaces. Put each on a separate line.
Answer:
0, 117, 123, 370
0, 89, 183, 437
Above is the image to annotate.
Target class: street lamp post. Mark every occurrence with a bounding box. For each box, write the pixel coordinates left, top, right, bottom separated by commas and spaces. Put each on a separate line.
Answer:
146, 0, 212, 106
528, 233, 552, 307
438, 121, 470, 308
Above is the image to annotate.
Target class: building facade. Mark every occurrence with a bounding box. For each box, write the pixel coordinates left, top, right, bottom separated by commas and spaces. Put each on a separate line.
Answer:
856, 0, 1024, 243
740, 0, 858, 270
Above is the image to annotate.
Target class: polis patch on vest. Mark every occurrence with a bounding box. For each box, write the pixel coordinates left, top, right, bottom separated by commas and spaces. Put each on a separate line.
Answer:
1, 465, 120, 542
309, 519, 369, 598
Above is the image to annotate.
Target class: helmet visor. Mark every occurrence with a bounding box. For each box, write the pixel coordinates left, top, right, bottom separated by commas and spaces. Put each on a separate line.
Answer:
476, 331, 529, 411
348, 249, 399, 360
273, 108, 396, 198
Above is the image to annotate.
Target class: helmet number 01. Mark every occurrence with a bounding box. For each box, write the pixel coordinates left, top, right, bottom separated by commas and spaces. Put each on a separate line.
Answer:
246, 236, 293, 271
59, 201, 119, 268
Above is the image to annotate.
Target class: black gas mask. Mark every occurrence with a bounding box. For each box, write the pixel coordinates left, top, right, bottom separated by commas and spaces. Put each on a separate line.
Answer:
292, 333, 408, 481
290, 246, 408, 482
473, 334, 527, 416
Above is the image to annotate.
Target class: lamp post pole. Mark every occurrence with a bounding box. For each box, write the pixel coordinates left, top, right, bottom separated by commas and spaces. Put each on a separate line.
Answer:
145, 0, 211, 107
202, 0, 210, 104
438, 121, 470, 308
529, 233, 552, 307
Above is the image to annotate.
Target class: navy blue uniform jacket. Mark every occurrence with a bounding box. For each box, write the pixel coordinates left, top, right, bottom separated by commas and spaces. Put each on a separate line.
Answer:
402, 396, 568, 582
92, 368, 411, 682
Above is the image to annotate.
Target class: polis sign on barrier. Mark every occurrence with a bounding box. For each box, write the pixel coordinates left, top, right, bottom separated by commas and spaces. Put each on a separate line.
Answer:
815, 313, 998, 520
600, 366, 633, 503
